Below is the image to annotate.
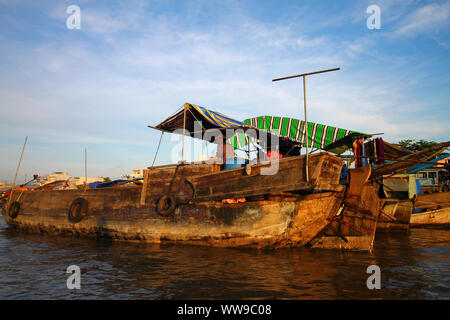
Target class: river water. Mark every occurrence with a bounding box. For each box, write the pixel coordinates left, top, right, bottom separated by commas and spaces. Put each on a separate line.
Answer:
0, 212, 448, 300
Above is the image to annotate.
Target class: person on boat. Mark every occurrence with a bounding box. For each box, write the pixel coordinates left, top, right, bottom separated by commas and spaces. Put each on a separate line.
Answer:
210, 135, 235, 165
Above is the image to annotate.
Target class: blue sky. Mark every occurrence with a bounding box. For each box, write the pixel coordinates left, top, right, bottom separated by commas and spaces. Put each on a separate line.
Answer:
0, 0, 449, 182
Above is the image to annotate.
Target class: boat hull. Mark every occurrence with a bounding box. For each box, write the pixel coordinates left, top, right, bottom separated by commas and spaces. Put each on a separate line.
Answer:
376, 199, 412, 232
309, 165, 381, 252
410, 207, 450, 228
1, 188, 343, 248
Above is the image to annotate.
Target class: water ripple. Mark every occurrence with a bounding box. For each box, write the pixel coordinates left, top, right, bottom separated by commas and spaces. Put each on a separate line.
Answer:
0, 218, 449, 299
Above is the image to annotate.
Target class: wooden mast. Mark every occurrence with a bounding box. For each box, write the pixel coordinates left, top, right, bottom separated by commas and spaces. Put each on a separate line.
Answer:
7, 136, 27, 208
303, 75, 309, 181
85, 148, 87, 185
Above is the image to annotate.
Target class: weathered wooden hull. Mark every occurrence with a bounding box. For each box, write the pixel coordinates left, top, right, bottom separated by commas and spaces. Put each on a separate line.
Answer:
1, 153, 382, 251
376, 199, 412, 233
413, 191, 450, 210
308, 165, 381, 252
410, 207, 450, 228
140, 153, 346, 207
1, 188, 344, 248
409, 191, 450, 228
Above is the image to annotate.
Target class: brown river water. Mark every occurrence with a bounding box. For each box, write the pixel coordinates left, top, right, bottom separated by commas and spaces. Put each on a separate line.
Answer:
0, 212, 448, 300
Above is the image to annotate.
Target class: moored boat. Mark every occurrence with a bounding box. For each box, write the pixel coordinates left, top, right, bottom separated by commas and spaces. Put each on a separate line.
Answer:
1, 103, 353, 249
8, 102, 440, 251
1, 181, 346, 248
410, 191, 450, 228
308, 165, 380, 252
410, 207, 450, 228
377, 198, 412, 232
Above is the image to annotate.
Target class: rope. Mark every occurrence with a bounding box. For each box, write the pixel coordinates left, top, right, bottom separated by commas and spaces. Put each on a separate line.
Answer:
151, 132, 164, 168
331, 214, 364, 234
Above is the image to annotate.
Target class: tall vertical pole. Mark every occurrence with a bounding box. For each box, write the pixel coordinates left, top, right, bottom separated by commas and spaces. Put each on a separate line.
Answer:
85, 148, 87, 185
272, 68, 339, 181
303, 76, 309, 182
182, 104, 186, 162
7, 136, 28, 208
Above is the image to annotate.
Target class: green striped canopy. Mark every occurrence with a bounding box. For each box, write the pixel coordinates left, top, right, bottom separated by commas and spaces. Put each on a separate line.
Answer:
231, 115, 368, 155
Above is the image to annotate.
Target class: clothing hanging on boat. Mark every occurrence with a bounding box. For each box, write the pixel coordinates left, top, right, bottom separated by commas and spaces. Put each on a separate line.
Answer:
366, 141, 374, 165
361, 141, 369, 167
378, 138, 385, 164
353, 139, 363, 168
363, 137, 385, 165
373, 139, 377, 164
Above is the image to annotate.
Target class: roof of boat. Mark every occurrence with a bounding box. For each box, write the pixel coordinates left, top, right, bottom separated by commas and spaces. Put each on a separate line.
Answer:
238, 115, 370, 154
151, 103, 247, 133
150, 103, 372, 154
149, 103, 299, 149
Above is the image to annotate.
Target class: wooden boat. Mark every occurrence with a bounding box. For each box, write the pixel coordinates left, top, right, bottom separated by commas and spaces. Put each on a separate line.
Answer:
410, 191, 450, 228
0, 103, 388, 251
308, 165, 381, 252
368, 142, 450, 233
375, 174, 414, 233
410, 207, 450, 228
377, 198, 412, 232
2, 153, 346, 248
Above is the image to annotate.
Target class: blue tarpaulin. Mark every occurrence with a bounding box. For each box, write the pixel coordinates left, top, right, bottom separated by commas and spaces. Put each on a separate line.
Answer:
89, 180, 129, 189
407, 153, 450, 173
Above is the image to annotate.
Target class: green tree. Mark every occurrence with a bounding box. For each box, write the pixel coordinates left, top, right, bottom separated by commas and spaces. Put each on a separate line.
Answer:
396, 139, 446, 159
397, 139, 439, 152
103, 177, 112, 183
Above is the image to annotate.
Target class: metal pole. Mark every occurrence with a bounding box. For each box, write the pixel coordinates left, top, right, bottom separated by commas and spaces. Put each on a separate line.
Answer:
7, 136, 28, 207
272, 68, 340, 181
182, 104, 186, 162
272, 67, 340, 82
303, 76, 309, 182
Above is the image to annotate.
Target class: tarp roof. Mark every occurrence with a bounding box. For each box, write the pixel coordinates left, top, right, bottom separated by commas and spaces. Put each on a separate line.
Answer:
383, 141, 414, 159
152, 103, 246, 134
407, 153, 450, 173
236, 116, 370, 154
151, 104, 372, 155
150, 103, 295, 148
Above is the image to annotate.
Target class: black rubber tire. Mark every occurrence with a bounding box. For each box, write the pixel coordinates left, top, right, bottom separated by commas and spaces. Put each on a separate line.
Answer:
68, 198, 88, 223
8, 201, 20, 219
156, 195, 176, 216
183, 179, 195, 203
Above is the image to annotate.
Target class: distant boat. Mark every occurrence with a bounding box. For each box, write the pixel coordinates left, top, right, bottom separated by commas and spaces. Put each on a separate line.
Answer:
410, 191, 450, 228
410, 208, 449, 228
88, 180, 129, 189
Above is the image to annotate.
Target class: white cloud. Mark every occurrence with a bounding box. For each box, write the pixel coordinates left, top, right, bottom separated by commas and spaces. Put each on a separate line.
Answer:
0, 1, 449, 181
393, 2, 450, 37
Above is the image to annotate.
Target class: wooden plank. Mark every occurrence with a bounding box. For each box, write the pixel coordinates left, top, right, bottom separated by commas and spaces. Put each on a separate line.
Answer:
140, 170, 149, 206
142, 163, 220, 204
188, 153, 343, 202
371, 141, 450, 178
